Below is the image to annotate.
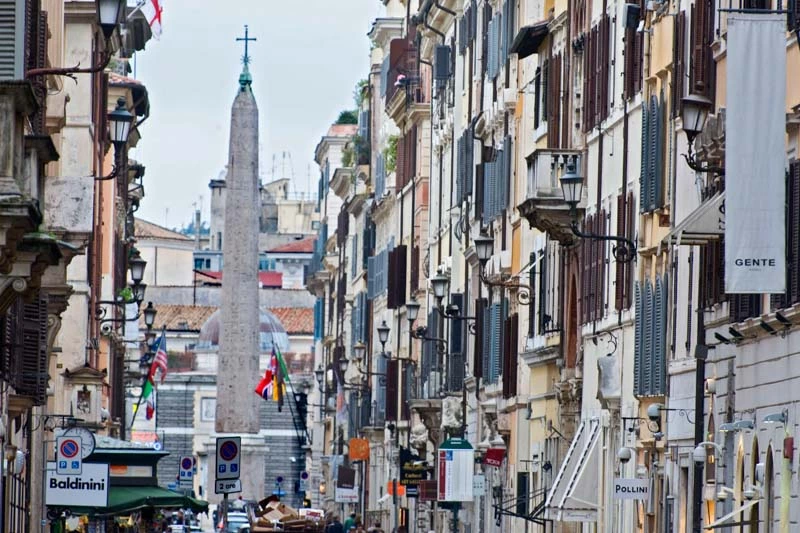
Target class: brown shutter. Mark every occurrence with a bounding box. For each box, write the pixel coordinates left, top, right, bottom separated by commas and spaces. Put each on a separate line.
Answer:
396, 133, 407, 188
615, 195, 626, 310
789, 162, 800, 305
386, 359, 399, 421
387, 248, 397, 309
690, 0, 714, 98
502, 315, 511, 398
624, 192, 635, 308
600, 15, 611, 123
502, 313, 519, 398
410, 245, 420, 293
597, 209, 607, 319
672, 12, 686, 118
395, 245, 407, 307
548, 54, 561, 148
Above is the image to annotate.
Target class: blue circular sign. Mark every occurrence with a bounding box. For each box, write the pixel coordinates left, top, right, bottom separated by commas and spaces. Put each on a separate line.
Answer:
181, 457, 193, 470
276, 476, 284, 483
220, 440, 238, 461
301, 471, 309, 480
60, 439, 79, 459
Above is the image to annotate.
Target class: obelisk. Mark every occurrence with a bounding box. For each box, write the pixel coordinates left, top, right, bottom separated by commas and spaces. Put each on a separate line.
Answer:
216, 29, 261, 434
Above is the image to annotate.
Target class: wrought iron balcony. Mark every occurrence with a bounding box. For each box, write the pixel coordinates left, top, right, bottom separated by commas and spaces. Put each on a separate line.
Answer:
517, 149, 585, 246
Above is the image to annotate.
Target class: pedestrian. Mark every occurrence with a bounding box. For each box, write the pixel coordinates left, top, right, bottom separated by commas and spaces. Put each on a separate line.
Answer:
326, 514, 345, 533
344, 512, 357, 532
367, 521, 385, 533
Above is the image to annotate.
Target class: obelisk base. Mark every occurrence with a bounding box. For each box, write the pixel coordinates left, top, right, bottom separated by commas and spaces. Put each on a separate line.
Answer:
205, 434, 269, 505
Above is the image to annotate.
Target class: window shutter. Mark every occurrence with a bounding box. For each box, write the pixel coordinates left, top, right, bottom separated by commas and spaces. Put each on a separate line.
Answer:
624, 192, 635, 308
448, 293, 465, 392
653, 275, 666, 396
351, 234, 358, 279
375, 351, 387, 424
654, 94, 665, 209
643, 279, 654, 395
528, 255, 537, 337
672, 12, 686, 117
464, 127, 474, 198
488, 16, 498, 78
789, 162, 800, 305
435, 44, 452, 80
360, 389, 372, 427
600, 14, 611, 122
482, 303, 493, 381
488, 303, 500, 383
534, 66, 542, 128
0, 0, 25, 80
395, 245, 407, 307
474, 298, 486, 379
640, 102, 649, 213
367, 256, 376, 299
634, 281, 643, 395
410, 245, 420, 293
596, 210, 607, 320
422, 310, 435, 388
503, 136, 513, 211
387, 248, 397, 309
386, 359, 399, 421
615, 195, 626, 310
456, 134, 465, 202
396, 132, 407, 186
380, 55, 390, 97
503, 313, 518, 398
348, 391, 359, 438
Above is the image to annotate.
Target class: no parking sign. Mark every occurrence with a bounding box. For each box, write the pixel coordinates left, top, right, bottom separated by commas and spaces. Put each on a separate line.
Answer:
215, 437, 241, 480
56, 436, 82, 475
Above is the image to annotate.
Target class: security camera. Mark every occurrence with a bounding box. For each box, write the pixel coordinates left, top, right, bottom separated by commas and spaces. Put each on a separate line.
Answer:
647, 404, 662, 421
716, 489, 729, 502
743, 488, 757, 501
100, 323, 114, 337
653, 431, 664, 441
100, 407, 110, 422
617, 447, 632, 464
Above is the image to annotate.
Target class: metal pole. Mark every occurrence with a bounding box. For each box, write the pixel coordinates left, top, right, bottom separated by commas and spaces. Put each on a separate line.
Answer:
691, 307, 707, 533
222, 492, 229, 531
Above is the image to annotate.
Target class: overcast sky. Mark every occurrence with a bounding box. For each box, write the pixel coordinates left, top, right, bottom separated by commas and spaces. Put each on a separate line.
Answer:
132, 0, 382, 230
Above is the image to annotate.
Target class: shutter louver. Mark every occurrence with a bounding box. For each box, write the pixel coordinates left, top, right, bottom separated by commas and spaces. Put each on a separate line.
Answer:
387, 248, 397, 309
615, 195, 626, 310
596, 210, 607, 320
648, 95, 658, 211
456, 134, 465, 202
624, 192, 636, 308
673, 12, 686, 117
396, 133, 407, 187
375, 351, 387, 424
788, 162, 800, 306
634, 281, 643, 395
0, 0, 25, 80
367, 256, 376, 299
482, 303, 492, 381
435, 44, 452, 80
640, 102, 650, 213
654, 94, 665, 209
643, 279, 654, 395
386, 359, 399, 421
380, 55, 390, 97
474, 298, 486, 379
448, 293, 465, 392
654, 274, 668, 395
464, 127, 474, 198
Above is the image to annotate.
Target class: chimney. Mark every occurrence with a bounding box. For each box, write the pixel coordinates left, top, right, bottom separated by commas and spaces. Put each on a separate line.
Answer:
194, 209, 201, 249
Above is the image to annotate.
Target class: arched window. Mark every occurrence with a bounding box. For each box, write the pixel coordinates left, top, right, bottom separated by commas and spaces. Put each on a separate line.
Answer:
749, 439, 760, 531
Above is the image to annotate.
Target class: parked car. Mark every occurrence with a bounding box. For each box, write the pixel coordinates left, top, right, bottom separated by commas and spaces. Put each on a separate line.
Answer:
217, 511, 249, 532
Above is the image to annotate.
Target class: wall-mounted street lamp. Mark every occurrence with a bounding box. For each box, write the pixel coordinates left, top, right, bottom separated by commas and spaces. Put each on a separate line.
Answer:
314, 364, 325, 392
96, 98, 136, 181
681, 94, 724, 175
473, 233, 533, 304
430, 274, 450, 308
559, 162, 637, 263
406, 299, 421, 324
96, 250, 155, 327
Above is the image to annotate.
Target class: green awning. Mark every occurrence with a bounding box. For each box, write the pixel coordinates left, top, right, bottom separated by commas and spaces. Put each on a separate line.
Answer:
68, 486, 208, 517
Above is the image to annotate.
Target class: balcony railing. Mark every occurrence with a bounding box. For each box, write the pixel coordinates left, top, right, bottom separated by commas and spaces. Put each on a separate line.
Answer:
525, 149, 583, 201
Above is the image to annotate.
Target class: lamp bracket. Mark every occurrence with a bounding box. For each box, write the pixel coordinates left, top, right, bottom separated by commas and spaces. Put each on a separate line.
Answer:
570, 221, 637, 264
26, 49, 113, 82
683, 144, 725, 175
479, 268, 533, 305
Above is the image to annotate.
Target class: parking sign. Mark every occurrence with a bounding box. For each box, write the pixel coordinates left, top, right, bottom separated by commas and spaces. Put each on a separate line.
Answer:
215, 437, 241, 480
179, 456, 194, 488
56, 436, 82, 475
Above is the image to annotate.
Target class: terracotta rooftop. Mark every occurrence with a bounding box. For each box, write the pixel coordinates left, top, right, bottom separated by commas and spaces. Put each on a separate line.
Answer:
135, 218, 192, 242
327, 124, 358, 137
268, 237, 315, 253
194, 270, 283, 288
143, 304, 313, 334
109, 72, 143, 85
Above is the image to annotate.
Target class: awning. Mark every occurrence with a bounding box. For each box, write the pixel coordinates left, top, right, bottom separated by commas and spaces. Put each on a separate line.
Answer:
662, 192, 725, 246
67, 486, 209, 517
705, 498, 760, 529
544, 418, 601, 522
510, 21, 549, 59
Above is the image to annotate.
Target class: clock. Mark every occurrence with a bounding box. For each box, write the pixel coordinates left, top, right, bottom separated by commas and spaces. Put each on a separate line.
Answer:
60, 427, 96, 459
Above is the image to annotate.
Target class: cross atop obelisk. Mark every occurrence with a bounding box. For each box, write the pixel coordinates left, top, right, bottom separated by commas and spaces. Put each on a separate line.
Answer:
237, 25, 256, 66
236, 25, 256, 89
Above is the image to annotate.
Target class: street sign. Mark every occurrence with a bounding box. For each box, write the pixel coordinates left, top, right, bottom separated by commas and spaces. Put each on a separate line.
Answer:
613, 478, 649, 500
46, 462, 109, 507
215, 479, 242, 494
472, 474, 486, 496
437, 438, 474, 502
56, 437, 82, 475
215, 437, 241, 480
335, 486, 359, 503
299, 471, 309, 492
179, 456, 194, 488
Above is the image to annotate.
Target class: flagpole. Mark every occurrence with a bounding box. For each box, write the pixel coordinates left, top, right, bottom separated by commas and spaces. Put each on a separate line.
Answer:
126, 0, 146, 20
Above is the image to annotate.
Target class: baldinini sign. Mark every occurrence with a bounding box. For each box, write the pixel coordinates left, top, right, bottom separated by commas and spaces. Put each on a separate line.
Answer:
46, 462, 109, 507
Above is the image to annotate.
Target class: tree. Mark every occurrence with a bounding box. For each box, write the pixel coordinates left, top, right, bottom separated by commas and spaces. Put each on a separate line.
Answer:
335, 110, 358, 125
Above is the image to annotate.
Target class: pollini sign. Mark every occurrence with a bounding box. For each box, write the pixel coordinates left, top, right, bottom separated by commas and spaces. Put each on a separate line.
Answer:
612, 478, 649, 500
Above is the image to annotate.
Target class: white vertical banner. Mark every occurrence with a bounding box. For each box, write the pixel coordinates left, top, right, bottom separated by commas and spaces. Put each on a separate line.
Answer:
725, 13, 786, 294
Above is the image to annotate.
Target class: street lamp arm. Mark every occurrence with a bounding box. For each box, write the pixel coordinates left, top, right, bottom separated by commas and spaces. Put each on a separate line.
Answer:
570, 221, 637, 264
682, 144, 725, 176
696, 441, 723, 454
26, 50, 113, 81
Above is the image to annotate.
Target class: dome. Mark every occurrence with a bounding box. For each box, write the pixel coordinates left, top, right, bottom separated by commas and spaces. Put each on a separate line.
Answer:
197, 308, 290, 352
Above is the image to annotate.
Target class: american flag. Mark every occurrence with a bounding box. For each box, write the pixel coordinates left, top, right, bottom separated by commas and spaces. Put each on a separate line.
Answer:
151, 331, 168, 383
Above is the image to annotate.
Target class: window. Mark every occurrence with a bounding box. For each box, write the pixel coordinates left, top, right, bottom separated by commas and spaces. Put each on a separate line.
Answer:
194, 258, 204, 270
771, 161, 800, 310
640, 93, 667, 213
583, 15, 611, 131
581, 210, 608, 324
201, 398, 216, 421
615, 193, 636, 310
205, 258, 211, 268
623, 2, 644, 100
690, 0, 716, 100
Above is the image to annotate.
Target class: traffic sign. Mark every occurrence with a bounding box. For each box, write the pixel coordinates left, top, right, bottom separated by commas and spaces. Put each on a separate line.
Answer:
215, 479, 242, 494
179, 456, 194, 488
56, 436, 82, 475
215, 437, 241, 480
